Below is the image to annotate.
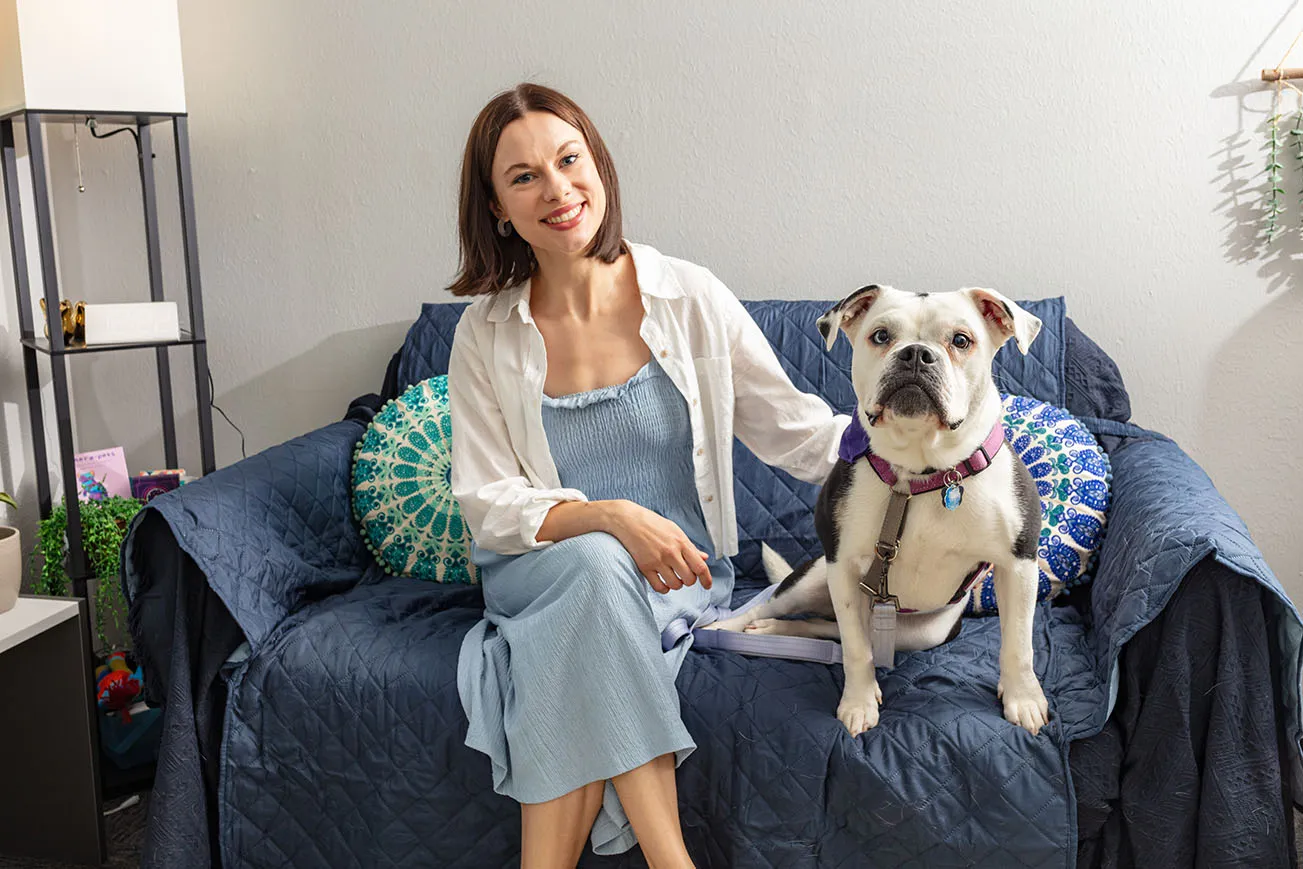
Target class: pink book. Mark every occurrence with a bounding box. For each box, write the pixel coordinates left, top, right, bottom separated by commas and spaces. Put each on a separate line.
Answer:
74, 447, 131, 502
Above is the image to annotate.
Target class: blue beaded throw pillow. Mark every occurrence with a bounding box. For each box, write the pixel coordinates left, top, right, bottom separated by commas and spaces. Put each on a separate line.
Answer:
965, 394, 1111, 616
351, 375, 478, 583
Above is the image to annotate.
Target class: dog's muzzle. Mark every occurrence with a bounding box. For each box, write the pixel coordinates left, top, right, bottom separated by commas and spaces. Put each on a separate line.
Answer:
876, 344, 947, 418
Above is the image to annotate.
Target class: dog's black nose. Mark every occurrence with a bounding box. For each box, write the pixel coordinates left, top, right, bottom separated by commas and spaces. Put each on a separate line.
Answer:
897, 344, 937, 368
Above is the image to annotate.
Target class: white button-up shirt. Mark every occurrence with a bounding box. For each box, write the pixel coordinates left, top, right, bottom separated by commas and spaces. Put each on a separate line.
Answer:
447, 242, 850, 556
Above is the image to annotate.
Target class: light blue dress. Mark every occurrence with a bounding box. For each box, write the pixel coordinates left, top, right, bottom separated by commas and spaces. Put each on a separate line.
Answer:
456, 358, 735, 855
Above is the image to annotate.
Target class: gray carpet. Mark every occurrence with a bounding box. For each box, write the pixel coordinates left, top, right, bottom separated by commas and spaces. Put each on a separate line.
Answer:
0, 792, 149, 869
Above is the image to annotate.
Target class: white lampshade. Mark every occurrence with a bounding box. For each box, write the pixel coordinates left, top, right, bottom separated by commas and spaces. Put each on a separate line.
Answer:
0, 0, 186, 117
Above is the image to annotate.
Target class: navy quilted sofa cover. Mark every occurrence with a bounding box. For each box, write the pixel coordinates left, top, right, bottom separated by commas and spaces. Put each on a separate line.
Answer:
125, 298, 1303, 868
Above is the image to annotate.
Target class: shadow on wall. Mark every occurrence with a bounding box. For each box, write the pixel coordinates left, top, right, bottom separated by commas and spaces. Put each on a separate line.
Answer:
65, 318, 414, 490
1212, 0, 1303, 293
1202, 7, 1303, 598
1197, 287, 1302, 593
1212, 106, 1303, 293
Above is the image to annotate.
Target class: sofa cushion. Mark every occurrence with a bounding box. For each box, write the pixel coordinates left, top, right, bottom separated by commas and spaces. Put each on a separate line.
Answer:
351, 375, 478, 583
965, 394, 1112, 615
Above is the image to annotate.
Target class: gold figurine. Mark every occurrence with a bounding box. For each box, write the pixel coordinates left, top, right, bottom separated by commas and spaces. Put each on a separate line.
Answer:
38, 298, 86, 347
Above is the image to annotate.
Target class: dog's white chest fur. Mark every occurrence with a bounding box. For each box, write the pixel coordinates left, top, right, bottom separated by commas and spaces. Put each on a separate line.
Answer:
838, 455, 1015, 612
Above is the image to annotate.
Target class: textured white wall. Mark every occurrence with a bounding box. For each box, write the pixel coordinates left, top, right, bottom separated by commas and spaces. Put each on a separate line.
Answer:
1, 1, 1299, 597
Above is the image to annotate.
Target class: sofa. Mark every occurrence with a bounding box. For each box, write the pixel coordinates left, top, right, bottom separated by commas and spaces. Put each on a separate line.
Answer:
124, 296, 1303, 868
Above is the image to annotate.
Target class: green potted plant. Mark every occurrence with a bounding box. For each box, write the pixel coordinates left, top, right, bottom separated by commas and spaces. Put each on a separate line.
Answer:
33, 495, 143, 649
0, 490, 17, 613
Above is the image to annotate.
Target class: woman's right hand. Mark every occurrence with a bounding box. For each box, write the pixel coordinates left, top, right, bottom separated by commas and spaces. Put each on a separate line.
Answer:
606, 501, 713, 595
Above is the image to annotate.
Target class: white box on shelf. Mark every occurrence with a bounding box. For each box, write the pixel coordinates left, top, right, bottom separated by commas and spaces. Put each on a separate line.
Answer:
82, 301, 180, 346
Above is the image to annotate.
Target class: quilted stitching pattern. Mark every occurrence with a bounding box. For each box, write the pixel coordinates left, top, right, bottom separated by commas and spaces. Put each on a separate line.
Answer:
149, 297, 1300, 868
221, 578, 1098, 868
396, 302, 466, 391
1075, 433, 1302, 742
144, 420, 376, 651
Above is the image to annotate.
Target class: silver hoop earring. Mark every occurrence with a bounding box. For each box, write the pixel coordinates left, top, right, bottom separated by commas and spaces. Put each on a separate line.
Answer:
496, 218, 512, 238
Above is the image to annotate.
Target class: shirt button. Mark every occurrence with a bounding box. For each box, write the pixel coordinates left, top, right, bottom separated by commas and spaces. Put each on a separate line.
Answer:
660, 349, 669, 358
692, 398, 698, 407
696, 448, 704, 456
705, 494, 714, 503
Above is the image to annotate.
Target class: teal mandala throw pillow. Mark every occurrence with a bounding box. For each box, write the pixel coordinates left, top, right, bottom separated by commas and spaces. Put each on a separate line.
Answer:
965, 394, 1111, 616
351, 375, 478, 583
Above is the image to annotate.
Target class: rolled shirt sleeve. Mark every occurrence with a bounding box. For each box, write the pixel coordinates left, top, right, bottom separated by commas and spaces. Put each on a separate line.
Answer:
448, 315, 588, 554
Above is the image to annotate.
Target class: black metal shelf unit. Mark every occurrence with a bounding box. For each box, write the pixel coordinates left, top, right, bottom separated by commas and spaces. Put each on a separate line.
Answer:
1, 109, 217, 604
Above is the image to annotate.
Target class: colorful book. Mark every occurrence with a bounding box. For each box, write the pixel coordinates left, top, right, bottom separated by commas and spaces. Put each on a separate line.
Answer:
131, 471, 183, 503
74, 447, 131, 502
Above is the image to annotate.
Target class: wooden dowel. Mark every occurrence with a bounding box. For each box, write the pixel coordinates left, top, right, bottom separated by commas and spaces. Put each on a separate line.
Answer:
1263, 68, 1303, 81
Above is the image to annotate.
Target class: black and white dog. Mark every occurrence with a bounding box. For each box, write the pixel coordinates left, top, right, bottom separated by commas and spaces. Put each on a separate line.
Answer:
708, 285, 1050, 737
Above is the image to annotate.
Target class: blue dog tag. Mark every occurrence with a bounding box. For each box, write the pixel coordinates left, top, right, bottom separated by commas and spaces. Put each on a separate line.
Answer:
943, 483, 964, 510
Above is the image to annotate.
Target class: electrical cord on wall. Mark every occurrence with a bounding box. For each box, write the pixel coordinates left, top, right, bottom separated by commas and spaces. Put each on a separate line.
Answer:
86, 117, 141, 152
208, 370, 247, 460
80, 117, 249, 464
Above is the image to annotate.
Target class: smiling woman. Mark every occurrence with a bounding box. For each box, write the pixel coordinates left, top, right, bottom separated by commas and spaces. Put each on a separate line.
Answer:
443, 82, 849, 869
448, 83, 626, 297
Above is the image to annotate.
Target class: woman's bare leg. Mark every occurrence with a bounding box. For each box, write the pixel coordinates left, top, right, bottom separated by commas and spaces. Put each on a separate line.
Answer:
520, 779, 605, 869
610, 753, 694, 869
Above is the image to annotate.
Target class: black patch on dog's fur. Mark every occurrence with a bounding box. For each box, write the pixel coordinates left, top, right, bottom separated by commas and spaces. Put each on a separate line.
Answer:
1011, 454, 1040, 561
819, 284, 882, 344
772, 557, 815, 599
815, 460, 856, 564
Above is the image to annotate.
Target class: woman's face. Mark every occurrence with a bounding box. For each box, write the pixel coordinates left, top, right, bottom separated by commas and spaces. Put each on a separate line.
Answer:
490, 111, 607, 259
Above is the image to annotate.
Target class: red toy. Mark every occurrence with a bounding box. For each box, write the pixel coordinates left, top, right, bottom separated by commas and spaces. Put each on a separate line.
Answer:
94, 651, 143, 722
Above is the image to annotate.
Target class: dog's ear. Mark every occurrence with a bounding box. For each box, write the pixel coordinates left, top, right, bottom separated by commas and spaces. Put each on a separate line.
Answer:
817, 285, 882, 351
962, 287, 1041, 355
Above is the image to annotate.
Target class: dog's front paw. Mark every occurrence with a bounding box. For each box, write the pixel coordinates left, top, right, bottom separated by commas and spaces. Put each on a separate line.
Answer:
998, 678, 1050, 735
744, 618, 780, 634
703, 615, 749, 633
837, 682, 884, 736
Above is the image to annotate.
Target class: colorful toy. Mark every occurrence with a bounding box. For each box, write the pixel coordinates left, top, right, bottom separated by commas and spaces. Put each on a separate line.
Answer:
94, 651, 143, 721
77, 469, 109, 501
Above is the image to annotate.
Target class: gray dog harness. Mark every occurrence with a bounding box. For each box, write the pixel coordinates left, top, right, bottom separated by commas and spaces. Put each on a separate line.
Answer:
662, 419, 1007, 667
855, 421, 1006, 665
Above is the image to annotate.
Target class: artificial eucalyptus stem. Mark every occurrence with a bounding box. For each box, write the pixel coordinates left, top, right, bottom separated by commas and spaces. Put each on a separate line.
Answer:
1290, 108, 1303, 221
1267, 105, 1286, 243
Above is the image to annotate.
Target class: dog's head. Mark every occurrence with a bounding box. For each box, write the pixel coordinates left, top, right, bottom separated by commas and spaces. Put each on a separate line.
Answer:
817, 285, 1041, 437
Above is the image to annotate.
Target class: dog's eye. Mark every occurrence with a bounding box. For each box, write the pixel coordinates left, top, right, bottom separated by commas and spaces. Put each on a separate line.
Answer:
871, 329, 891, 346
951, 333, 972, 350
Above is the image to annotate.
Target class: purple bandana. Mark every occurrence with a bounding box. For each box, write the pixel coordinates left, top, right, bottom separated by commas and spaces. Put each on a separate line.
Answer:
838, 413, 872, 464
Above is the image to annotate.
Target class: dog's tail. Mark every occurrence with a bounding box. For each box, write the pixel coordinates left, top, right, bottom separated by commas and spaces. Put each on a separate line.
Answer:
760, 543, 795, 585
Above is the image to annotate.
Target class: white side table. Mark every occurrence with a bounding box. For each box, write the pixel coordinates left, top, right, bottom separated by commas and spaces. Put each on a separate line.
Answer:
0, 596, 106, 865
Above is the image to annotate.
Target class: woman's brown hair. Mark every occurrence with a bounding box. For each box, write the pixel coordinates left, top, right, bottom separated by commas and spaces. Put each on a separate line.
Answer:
447, 83, 627, 297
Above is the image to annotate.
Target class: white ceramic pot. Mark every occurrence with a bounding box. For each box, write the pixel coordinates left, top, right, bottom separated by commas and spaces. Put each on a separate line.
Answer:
0, 526, 20, 613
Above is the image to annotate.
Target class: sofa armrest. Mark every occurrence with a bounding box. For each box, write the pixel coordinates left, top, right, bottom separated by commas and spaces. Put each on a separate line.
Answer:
1073, 556, 1295, 867
124, 419, 377, 651
1081, 430, 1297, 736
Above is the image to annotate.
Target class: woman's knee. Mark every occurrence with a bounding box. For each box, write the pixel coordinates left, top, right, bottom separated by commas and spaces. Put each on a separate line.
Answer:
545, 532, 635, 574
550, 532, 648, 602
